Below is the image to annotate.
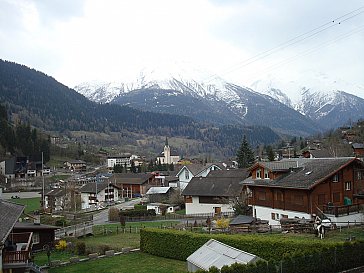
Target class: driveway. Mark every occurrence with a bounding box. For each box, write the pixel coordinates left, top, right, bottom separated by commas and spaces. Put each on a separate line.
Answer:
92, 198, 142, 225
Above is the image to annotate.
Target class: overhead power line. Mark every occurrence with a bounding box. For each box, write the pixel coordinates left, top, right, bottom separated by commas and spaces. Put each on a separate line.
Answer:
205, 6, 364, 82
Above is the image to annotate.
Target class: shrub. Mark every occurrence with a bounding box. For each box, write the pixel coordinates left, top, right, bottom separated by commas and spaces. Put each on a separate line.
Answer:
55, 240, 67, 251
98, 244, 111, 255
75, 241, 86, 255
108, 207, 120, 221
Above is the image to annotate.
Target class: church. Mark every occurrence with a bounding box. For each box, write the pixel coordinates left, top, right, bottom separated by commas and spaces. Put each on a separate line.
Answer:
156, 138, 180, 165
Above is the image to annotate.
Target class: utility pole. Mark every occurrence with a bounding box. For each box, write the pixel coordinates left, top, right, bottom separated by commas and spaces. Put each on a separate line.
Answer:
42, 152, 45, 210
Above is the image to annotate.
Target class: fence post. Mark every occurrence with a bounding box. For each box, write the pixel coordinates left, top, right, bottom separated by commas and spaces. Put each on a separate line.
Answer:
129, 226, 132, 233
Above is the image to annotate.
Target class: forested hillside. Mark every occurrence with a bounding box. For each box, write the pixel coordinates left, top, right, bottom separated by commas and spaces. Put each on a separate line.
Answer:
0, 59, 281, 158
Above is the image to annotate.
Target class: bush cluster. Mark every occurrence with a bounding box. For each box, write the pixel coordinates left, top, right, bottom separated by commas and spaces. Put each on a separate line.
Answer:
119, 209, 156, 218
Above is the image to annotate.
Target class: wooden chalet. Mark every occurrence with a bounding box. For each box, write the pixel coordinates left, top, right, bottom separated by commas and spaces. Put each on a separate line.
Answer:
352, 143, 364, 157
243, 158, 364, 226
13, 222, 59, 251
0, 200, 34, 273
109, 173, 156, 198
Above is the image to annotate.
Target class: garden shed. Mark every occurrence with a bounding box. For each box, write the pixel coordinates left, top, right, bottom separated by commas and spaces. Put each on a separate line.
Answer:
186, 239, 262, 272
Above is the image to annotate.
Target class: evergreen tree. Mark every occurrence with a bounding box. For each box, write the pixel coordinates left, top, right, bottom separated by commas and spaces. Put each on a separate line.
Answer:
113, 164, 123, 173
236, 135, 255, 168
266, 145, 275, 161
130, 160, 136, 173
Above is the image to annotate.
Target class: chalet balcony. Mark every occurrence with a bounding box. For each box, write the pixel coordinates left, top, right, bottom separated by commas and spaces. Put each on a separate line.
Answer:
2, 232, 33, 267
323, 203, 363, 217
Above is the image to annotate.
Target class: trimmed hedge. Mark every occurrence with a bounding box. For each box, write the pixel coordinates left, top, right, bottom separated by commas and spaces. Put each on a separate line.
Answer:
119, 209, 156, 217
140, 228, 345, 261
198, 241, 364, 273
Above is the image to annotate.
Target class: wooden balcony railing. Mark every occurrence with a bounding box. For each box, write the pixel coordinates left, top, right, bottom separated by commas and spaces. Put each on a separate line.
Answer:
2, 232, 32, 265
323, 203, 362, 217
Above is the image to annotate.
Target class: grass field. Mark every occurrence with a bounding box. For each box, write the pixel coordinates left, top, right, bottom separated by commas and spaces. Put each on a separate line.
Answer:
34, 250, 85, 266
11, 197, 41, 214
48, 252, 188, 273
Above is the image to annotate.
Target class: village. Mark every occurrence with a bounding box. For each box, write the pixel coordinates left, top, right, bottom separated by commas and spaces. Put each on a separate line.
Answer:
1, 132, 364, 273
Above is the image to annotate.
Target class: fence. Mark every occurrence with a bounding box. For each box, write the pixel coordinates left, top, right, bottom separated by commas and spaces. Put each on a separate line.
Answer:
120, 211, 235, 222
55, 221, 93, 238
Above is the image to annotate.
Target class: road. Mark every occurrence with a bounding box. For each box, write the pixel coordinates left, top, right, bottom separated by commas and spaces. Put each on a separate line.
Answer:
2, 191, 41, 199
92, 198, 142, 225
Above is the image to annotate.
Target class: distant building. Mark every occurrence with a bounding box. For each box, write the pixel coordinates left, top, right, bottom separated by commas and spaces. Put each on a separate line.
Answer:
156, 138, 180, 165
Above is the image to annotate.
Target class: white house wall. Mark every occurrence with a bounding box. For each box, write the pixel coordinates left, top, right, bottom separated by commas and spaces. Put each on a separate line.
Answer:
253, 205, 311, 226
178, 168, 192, 184
186, 196, 234, 215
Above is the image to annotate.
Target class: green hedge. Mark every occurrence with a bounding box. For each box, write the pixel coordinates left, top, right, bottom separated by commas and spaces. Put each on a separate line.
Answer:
198, 241, 364, 273
119, 209, 156, 217
140, 228, 344, 261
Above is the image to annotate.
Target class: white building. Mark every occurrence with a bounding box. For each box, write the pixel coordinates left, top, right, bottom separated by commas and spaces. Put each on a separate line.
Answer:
182, 176, 244, 215
176, 163, 223, 190
156, 138, 180, 165
107, 153, 132, 170
79, 182, 120, 210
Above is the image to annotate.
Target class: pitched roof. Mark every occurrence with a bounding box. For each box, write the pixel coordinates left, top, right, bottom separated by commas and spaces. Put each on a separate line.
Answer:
110, 173, 153, 185
177, 163, 225, 177
45, 188, 65, 197
308, 149, 334, 158
79, 182, 119, 193
352, 143, 364, 149
146, 187, 171, 195
207, 168, 249, 179
187, 239, 261, 271
230, 215, 256, 225
245, 158, 360, 190
182, 177, 244, 197
14, 222, 59, 230
0, 200, 24, 244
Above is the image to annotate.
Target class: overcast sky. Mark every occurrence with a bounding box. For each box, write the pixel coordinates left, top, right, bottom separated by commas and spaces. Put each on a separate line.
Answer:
1, 0, 364, 99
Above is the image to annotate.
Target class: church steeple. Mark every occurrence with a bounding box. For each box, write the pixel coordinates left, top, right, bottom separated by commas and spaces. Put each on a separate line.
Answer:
165, 137, 169, 147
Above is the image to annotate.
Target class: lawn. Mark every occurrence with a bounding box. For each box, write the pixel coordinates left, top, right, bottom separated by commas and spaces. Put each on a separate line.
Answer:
11, 197, 41, 214
48, 252, 188, 273
34, 250, 85, 266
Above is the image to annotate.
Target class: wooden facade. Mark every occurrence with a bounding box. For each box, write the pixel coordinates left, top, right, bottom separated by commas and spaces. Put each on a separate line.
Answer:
247, 158, 364, 216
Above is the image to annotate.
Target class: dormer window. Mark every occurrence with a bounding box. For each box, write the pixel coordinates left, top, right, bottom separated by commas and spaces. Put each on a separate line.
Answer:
332, 174, 339, 183
264, 169, 269, 179
185, 170, 189, 180
256, 169, 261, 179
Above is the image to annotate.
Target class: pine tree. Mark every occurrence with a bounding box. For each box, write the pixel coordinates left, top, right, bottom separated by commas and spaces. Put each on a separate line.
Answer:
236, 135, 255, 168
266, 145, 275, 161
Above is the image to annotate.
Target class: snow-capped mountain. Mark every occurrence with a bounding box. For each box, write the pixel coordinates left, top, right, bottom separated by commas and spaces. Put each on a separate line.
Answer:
74, 66, 364, 135
251, 72, 364, 130
75, 64, 320, 136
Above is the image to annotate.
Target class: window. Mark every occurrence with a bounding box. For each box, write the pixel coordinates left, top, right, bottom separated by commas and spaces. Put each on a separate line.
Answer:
256, 169, 261, 179
333, 192, 341, 203
318, 194, 326, 205
345, 181, 351, 191
271, 213, 276, 220
332, 174, 339, 183
264, 169, 269, 179
33, 232, 40, 244
281, 214, 288, 219
356, 171, 364, 181
185, 170, 189, 180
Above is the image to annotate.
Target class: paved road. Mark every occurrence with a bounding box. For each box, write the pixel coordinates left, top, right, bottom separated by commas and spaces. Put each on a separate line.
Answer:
2, 191, 41, 199
92, 198, 142, 225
